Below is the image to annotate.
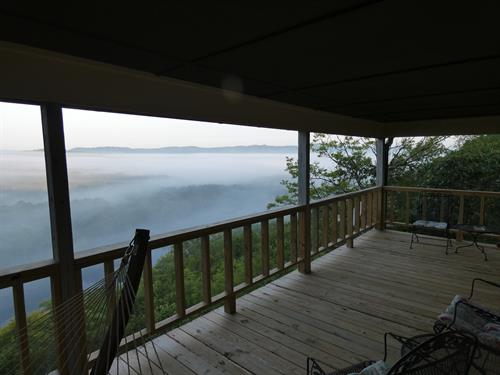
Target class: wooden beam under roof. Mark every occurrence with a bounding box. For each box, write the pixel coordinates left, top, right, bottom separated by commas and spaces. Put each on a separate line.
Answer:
381, 116, 500, 137
0, 41, 382, 137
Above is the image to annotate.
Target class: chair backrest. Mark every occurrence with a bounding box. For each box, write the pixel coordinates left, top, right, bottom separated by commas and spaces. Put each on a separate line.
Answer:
413, 193, 453, 224
388, 331, 476, 375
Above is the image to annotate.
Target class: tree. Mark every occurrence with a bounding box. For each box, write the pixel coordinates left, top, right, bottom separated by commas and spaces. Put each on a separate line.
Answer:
269, 134, 449, 208
423, 135, 500, 192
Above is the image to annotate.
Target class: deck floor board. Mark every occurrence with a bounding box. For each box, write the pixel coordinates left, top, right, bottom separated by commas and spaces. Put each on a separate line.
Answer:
128, 230, 500, 374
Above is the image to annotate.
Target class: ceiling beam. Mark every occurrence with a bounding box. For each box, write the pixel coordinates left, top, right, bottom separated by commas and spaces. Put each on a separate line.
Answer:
382, 116, 500, 137
0, 42, 383, 137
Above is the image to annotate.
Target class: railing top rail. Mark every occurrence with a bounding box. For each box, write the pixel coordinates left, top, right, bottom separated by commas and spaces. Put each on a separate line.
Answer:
384, 186, 500, 198
74, 203, 305, 268
309, 186, 381, 208
0, 259, 57, 289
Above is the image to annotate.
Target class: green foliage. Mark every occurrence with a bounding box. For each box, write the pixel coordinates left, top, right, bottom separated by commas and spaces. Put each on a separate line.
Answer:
423, 135, 500, 191
269, 134, 449, 207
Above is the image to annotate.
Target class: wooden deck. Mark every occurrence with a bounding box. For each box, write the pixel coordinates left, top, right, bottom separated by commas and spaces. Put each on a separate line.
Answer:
124, 230, 500, 374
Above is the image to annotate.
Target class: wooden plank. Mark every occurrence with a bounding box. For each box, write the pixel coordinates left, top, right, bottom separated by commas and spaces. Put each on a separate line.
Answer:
103, 260, 116, 323
143, 250, 155, 332
480, 196, 485, 225
276, 216, 285, 270
354, 196, 361, 234
457, 195, 465, 241
361, 193, 367, 229
346, 199, 354, 248
298, 210, 311, 274
389, 192, 395, 223
260, 220, 270, 277
405, 191, 410, 226
73, 267, 88, 374
167, 329, 251, 375
376, 189, 383, 227
366, 192, 373, 227
339, 200, 346, 240
13, 282, 31, 375
331, 202, 338, 243
290, 212, 298, 262
322, 205, 329, 248
174, 242, 186, 317
311, 207, 319, 253
223, 229, 236, 314
153, 333, 226, 375
201, 235, 211, 304
182, 317, 298, 375
422, 195, 428, 221
243, 225, 253, 285
384, 185, 500, 198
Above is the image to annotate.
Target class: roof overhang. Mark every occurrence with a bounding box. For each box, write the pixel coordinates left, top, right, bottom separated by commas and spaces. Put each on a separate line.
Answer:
1, 42, 498, 137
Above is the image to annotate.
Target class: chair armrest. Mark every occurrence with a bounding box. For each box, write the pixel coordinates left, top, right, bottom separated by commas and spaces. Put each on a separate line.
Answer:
469, 278, 500, 299
307, 357, 326, 375
451, 299, 500, 329
383, 333, 414, 361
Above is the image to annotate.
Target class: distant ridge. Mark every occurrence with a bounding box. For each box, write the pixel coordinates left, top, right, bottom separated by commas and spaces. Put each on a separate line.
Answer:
68, 145, 297, 154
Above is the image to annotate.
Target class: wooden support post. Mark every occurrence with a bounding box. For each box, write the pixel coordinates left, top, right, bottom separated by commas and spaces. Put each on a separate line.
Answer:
201, 235, 212, 304
298, 131, 311, 274
291, 212, 298, 262
260, 220, 270, 277
277, 216, 285, 270
346, 198, 354, 248
243, 225, 253, 285
223, 229, 236, 314
331, 202, 338, 243
376, 138, 392, 230
174, 242, 186, 317
13, 282, 31, 375
41, 104, 82, 374
143, 250, 155, 332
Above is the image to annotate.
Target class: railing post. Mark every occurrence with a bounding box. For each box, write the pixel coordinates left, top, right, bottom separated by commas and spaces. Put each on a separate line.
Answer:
298, 131, 311, 274
201, 235, 212, 303
376, 137, 392, 230
223, 229, 236, 314
143, 250, 155, 332
41, 104, 84, 374
457, 195, 465, 241
174, 242, 186, 317
13, 282, 31, 375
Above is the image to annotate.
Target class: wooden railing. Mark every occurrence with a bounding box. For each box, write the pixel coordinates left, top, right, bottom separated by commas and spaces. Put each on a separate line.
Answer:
384, 186, 500, 239
0, 186, 381, 371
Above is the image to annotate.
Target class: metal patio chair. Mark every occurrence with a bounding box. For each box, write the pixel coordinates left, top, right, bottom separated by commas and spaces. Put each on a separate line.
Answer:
409, 193, 453, 253
307, 331, 476, 375
434, 278, 500, 374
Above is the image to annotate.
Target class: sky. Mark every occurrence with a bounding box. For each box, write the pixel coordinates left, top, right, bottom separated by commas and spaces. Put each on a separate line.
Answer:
0, 101, 297, 150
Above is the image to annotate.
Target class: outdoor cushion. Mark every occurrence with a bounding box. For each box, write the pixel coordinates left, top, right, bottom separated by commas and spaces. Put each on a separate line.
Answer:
438, 295, 500, 349
347, 360, 388, 375
412, 220, 447, 230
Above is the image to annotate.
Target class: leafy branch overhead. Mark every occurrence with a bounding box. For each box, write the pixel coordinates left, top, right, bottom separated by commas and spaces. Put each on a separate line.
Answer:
269, 134, 449, 208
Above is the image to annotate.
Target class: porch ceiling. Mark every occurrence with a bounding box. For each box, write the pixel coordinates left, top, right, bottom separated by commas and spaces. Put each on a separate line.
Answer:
0, 1, 499, 136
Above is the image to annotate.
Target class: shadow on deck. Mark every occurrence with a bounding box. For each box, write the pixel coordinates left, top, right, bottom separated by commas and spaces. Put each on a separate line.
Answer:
123, 229, 500, 374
